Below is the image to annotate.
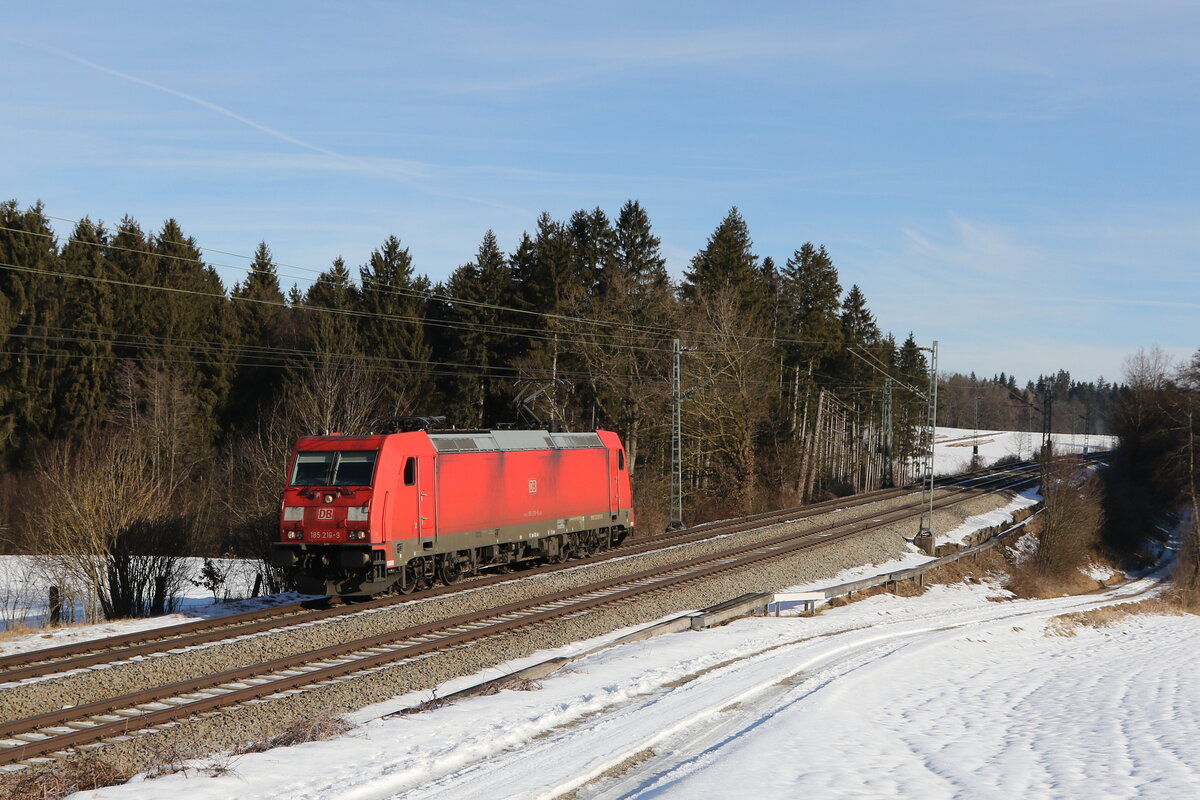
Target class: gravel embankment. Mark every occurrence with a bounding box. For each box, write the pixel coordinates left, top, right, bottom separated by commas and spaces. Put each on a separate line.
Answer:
0, 491, 1014, 784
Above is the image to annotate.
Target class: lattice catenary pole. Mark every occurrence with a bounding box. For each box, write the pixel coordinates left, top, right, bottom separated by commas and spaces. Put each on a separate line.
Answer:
670, 337, 683, 530
916, 340, 939, 543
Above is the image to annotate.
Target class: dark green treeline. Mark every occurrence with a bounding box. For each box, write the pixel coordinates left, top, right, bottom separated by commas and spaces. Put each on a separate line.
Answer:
0, 199, 932, 547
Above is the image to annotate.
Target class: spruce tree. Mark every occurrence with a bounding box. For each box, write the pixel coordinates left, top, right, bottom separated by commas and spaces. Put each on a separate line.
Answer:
0, 201, 63, 463
832, 284, 881, 392
151, 219, 234, 439
438, 231, 516, 426
567, 203, 673, 469
613, 200, 669, 300
840, 284, 880, 346
56, 218, 114, 436
106, 216, 157, 363
781, 243, 843, 373
229, 242, 286, 426
524, 212, 578, 314
570, 207, 617, 296
505, 231, 539, 368
681, 207, 762, 320
358, 235, 433, 414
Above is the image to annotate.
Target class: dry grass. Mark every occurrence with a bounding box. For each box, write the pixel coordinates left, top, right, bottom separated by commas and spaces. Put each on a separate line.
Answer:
141, 735, 205, 779
1005, 560, 1109, 600
0, 618, 101, 644
826, 547, 1010, 609
923, 548, 1009, 587
478, 675, 544, 696
0, 755, 130, 800
555, 748, 656, 800
233, 715, 353, 754
1045, 597, 1189, 637
400, 689, 447, 714
0, 623, 36, 643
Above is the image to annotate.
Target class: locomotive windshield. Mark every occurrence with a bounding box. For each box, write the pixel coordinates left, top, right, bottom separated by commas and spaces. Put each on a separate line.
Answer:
291, 450, 378, 487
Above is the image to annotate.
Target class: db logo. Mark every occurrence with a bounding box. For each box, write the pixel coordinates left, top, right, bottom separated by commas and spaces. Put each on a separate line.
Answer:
528, 479, 537, 494
317, 508, 334, 520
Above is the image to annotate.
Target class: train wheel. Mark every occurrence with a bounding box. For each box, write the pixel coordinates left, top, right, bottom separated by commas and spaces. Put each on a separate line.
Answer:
438, 556, 462, 586
551, 536, 568, 564
394, 563, 417, 595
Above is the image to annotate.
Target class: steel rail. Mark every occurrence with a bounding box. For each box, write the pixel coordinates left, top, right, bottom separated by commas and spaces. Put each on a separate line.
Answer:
0, 471, 1037, 766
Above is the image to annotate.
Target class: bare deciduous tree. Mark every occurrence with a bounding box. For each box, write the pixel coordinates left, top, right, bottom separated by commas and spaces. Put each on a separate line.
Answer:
287, 317, 385, 435
220, 341, 383, 592
1037, 452, 1105, 579
682, 287, 772, 515
34, 431, 188, 620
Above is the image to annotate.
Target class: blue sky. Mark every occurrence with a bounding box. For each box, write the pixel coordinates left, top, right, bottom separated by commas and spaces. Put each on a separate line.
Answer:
3, 1, 1197, 383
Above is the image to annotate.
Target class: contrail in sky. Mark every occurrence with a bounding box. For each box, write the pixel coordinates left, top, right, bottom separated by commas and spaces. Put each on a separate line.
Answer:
21, 40, 538, 215
43, 44, 345, 160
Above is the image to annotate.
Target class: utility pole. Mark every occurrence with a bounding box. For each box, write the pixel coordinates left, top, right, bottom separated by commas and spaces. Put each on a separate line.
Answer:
915, 340, 938, 553
1041, 390, 1054, 457
972, 391, 980, 458
881, 377, 894, 488
670, 338, 683, 530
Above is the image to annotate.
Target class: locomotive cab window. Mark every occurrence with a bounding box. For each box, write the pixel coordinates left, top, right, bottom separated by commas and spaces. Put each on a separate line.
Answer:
333, 451, 377, 486
403, 457, 416, 486
292, 451, 334, 486
290, 450, 378, 487
618, 450, 626, 471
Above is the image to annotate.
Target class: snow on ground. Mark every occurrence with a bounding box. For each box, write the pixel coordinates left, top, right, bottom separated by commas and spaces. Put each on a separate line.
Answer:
58, 507, 1200, 800
934, 426, 1116, 475
66, 570, 1196, 800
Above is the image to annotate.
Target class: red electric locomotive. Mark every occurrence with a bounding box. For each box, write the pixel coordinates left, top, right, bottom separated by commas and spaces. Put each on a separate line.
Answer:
270, 420, 634, 596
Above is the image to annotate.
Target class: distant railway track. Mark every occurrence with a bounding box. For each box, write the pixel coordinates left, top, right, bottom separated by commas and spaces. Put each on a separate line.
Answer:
0, 465, 1041, 769
0, 461, 1038, 686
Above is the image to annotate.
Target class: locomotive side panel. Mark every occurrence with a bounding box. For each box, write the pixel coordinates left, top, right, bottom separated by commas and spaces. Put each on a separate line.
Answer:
435, 447, 613, 538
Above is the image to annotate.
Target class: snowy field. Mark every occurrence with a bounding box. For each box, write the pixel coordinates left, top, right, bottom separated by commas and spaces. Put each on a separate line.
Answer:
42, 495, 1200, 800
933, 425, 1116, 475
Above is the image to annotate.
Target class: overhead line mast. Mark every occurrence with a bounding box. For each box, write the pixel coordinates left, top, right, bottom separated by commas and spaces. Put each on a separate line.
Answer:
670, 337, 683, 530
914, 340, 939, 553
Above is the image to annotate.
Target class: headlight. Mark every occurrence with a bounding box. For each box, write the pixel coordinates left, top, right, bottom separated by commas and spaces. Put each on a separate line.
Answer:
283, 507, 304, 521
347, 505, 369, 521
285, 530, 303, 540
348, 530, 367, 541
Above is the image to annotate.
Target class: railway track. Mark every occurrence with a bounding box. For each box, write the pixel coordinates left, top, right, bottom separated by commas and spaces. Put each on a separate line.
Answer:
0, 462, 1038, 687
0, 467, 1039, 769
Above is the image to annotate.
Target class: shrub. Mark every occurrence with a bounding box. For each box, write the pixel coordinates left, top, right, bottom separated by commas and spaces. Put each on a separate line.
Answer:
1035, 454, 1104, 579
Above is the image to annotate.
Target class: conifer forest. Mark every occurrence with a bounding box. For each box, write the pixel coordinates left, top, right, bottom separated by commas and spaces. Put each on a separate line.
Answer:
0, 198, 1119, 615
